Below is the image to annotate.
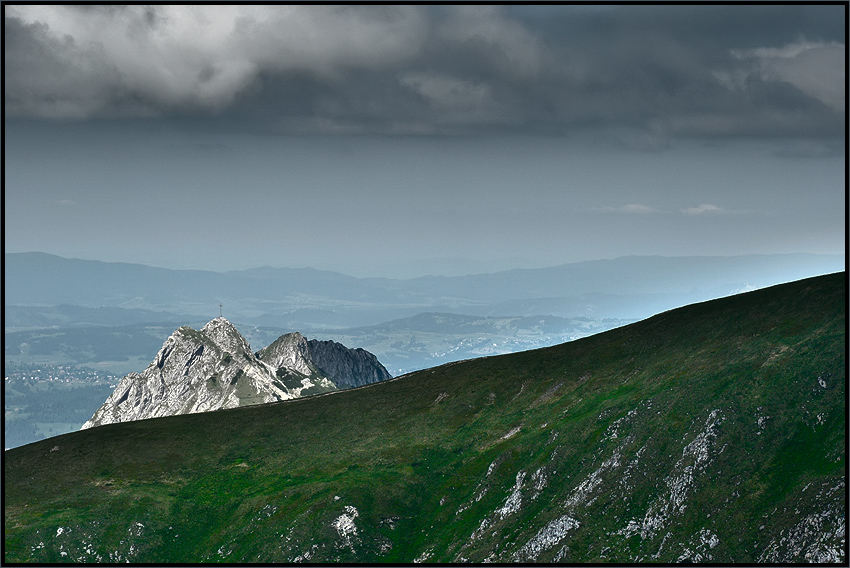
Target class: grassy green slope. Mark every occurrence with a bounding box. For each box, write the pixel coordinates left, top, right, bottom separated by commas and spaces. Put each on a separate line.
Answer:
4, 273, 845, 563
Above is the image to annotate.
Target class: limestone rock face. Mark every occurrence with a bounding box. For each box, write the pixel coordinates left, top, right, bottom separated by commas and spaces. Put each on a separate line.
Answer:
81, 318, 390, 429
255, 332, 317, 377
305, 338, 392, 388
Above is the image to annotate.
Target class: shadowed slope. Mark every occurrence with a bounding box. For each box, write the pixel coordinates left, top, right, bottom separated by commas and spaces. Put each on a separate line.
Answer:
4, 272, 845, 563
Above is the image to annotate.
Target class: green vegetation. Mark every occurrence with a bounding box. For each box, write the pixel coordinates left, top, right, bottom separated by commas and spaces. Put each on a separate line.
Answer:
3, 273, 845, 563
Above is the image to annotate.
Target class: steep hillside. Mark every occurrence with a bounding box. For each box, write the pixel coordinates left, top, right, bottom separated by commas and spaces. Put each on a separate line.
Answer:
4, 272, 845, 563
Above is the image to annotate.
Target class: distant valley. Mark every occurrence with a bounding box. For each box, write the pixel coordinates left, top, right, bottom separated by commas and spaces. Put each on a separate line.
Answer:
4, 312, 631, 377
5, 251, 843, 449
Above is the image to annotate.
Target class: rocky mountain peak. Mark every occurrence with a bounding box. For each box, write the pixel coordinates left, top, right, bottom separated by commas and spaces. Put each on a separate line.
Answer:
82, 321, 392, 429
200, 316, 252, 356
256, 332, 314, 376
306, 338, 393, 388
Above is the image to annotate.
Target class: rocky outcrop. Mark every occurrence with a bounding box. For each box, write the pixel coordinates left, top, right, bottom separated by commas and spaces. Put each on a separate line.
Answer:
82, 318, 390, 429
255, 332, 318, 377
306, 338, 392, 388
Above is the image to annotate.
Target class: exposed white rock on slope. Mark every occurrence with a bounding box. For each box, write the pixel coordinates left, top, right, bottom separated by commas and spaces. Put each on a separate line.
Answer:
615, 409, 725, 544
332, 506, 360, 552
758, 478, 846, 563
82, 318, 389, 429
514, 515, 580, 562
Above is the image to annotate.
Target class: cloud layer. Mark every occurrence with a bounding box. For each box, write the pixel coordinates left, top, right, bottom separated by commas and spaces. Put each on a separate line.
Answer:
4, 5, 844, 137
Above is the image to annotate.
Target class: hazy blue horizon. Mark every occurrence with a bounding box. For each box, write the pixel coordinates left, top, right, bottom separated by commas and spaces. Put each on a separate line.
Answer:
3, 249, 846, 281
5, 130, 844, 278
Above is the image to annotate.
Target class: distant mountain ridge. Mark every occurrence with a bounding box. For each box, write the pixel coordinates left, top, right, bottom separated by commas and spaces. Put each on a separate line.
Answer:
82, 318, 390, 429
3, 304, 195, 331
5, 252, 844, 328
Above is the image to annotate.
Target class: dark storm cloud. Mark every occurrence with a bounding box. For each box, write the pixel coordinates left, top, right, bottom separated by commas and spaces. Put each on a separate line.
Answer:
4, 5, 844, 137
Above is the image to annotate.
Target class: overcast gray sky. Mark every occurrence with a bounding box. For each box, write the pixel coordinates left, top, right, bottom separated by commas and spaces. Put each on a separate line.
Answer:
4, 5, 845, 277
